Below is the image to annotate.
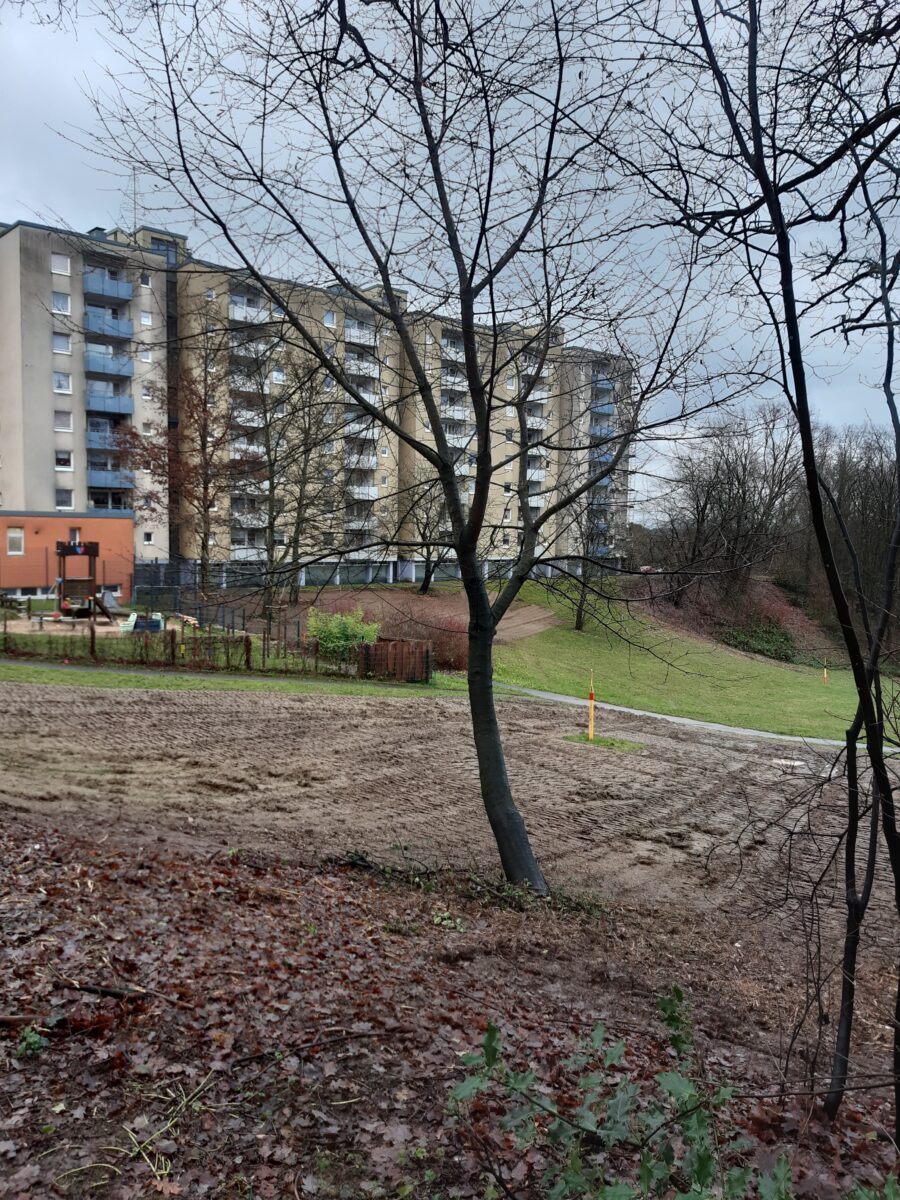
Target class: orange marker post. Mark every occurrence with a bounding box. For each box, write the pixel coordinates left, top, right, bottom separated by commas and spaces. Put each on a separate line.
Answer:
823, 657, 828, 687
588, 670, 595, 742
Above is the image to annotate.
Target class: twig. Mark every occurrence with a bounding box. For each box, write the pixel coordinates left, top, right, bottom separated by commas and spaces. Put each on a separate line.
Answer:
55, 979, 194, 1010
231, 1026, 410, 1068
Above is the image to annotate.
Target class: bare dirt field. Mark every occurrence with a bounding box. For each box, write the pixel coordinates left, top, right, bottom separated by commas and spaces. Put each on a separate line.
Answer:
1, 676, 894, 1056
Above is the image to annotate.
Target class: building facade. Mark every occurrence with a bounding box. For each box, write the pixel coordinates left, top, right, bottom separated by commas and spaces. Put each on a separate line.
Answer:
0, 218, 631, 594
0, 220, 173, 595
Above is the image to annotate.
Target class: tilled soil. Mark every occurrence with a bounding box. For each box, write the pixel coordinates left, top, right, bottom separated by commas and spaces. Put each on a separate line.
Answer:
0, 678, 894, 1061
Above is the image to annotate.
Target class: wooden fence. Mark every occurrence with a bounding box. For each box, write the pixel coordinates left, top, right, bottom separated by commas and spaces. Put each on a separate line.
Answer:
358, 638, 434, 683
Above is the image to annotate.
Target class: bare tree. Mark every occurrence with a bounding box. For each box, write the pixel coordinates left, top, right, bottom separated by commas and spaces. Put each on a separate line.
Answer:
91, 0, 736, 893
619, 0, 900, 1130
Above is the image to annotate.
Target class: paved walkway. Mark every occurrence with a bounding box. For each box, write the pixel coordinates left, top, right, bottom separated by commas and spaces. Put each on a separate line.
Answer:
498, 684, 846, 748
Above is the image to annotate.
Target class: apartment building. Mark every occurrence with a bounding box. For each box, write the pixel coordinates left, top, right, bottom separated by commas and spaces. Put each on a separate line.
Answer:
0, 220, 173, 596
0, 217, 630, 593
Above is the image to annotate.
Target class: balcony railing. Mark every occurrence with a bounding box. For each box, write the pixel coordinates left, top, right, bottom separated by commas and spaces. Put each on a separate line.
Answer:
230, 441, 262, 459
344, 452, 377, 470
84, 350, 133, 377
232, 407, 265, 427
345, 352, 380, 375
88, 498, 133, 513
87, 468, 134, 489
84, 386, 133, 415
444, 430, 470, 449
525, 413, 548, 431
440, 403, 468, 422
345, 323, 376, 345
526, 494, 546, 509
230, 546, 267, 561
345, 516, 376, 530
441, 340, 464, 360
526, 468, 546, 482
344, 420, 378, 438
230, 512, 267, 529
85, 429, 118, 450
84, 311, 133, 339
441, 370, 466, 390
347, 485, 378, 501
82, 270, 133, 301
229, 303, 270, 323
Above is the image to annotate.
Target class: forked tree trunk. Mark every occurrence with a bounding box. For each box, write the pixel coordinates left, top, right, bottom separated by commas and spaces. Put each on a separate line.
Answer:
464, 573, 547, 894
418, 554, 435, 595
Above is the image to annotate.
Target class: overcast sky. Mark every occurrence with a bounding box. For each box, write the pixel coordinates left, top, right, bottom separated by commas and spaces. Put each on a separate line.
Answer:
0, 10, 890, 434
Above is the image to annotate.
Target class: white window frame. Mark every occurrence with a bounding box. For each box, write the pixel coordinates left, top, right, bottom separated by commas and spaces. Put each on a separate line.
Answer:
140, 272, 152, 288
55, 449, 74, 471
52, 332, 72, 355
139, 347, 152, 362
140, 310, 152, 326
51, 291, 71, 314
143, 531, 154, 544
323, 309, 336, 327
55, 489, 74, 511
205, 288, 215, 301
54, 409, 73, 432
6, 527, 24, 555
53, 372, 73, 394
271, 366, 285, 384
51, 253, 71, 276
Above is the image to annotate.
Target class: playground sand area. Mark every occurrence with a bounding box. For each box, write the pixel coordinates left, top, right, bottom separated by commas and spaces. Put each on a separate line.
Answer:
2, 675, 897, 1060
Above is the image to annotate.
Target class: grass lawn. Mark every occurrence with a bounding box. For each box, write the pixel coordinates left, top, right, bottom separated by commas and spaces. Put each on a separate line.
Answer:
0, 658, 468, 700
495, 620, 855, 740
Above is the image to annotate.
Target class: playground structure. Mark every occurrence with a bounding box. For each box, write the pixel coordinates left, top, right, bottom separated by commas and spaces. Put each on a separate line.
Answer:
55, 541, 118, 623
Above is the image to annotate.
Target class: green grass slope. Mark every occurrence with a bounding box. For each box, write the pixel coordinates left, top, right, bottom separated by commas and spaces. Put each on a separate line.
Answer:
494, 613, 855, 740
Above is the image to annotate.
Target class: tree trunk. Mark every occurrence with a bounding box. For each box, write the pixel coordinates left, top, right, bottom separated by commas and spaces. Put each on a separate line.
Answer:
418, 554, 434, 595
464, 574, 547, 894
574, 567, 588, 631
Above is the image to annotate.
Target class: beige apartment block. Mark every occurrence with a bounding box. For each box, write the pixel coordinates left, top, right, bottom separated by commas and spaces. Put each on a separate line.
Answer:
0, 217, 631, 592
0, 220, 173, 580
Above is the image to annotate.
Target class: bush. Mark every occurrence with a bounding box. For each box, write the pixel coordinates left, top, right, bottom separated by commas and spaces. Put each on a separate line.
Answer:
721, 619, 799, 663
306, 606, 379, 661
450, 987, 897, 1200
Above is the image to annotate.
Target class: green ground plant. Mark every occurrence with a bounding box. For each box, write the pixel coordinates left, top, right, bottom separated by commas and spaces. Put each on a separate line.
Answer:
306, 606, 379, 661
450, 988, 897, 1199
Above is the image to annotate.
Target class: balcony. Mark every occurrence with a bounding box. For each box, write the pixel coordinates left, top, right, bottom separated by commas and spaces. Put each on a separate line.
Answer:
83, 270, 133, 301
441, 370, 466, 391
591, 398, 615, 416
345, 516, 376, 531
230, 546, 267, 561
526, 467, 546, 482
87, 468, 134, 489
344, 453, 377, 470
443, 429, 469, 449
345, 352, 380, 375
84, 386, 133, 415
345, 323, 376, 346
440, 403, 468, 422
348, 485, 378, 501
85, 429, 119, 450
441, 339, 464, 361
526, 494, 546, 510
232, 407, 265, 427
88, 497, 133, 513
344, 389, 380, 408
85, 350, 133, 377
525, 413, 548, 431
230, 440, 262, 459
230, 512, 267, 529
453, 459, 469, 476
84, 311, 133, 339
344, 420, 378, 438
229, 303, 270, 324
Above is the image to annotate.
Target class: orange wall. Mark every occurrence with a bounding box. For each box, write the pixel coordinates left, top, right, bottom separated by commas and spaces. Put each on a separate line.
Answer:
0, 515, 134, 600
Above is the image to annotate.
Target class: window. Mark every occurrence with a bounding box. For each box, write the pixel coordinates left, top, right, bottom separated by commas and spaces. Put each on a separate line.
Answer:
6, 527, 24, 555
425, 331, 434, 345
380, 475, 387, 485
51, 291, 70, 314
205, 288, 215, 301
505, 428, 514, 442
55, 488, 74, 510
506, 375, 515, 389
140, 310, 152, 326
503, 482, 511, 494
322, 532, 335, 547
271, 366, 285, 384
143, 531, 153, 544
140, 272, 151, 288
141, 387, 152, 401
51, 253, 71, 275
380, 445, 388, 456
323, 376, 334, 391
139, 347, 152, 362
55, 449, 73, 471
54, 409, 72, 432
324, 342, 335, 357
502, 532, 510, 547
68, 527, 81, 543
53, 372, 72, 394
505, 405, 514, 417
52, 332, 72, 354
141, 421, 152, 435
323, 310, 336, 327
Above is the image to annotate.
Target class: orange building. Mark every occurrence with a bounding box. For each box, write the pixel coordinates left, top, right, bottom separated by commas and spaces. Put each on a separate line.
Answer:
0, 512, 134, 601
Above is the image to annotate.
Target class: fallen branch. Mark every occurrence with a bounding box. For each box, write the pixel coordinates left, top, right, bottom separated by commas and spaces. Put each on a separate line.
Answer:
231, 1025, 411, 1068
54, 979, 195, 1010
